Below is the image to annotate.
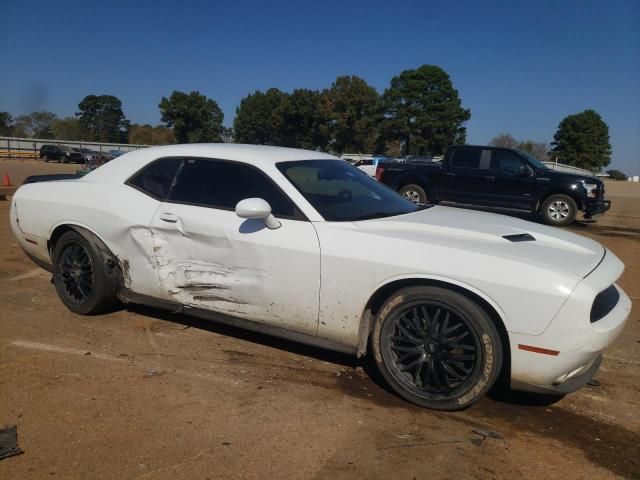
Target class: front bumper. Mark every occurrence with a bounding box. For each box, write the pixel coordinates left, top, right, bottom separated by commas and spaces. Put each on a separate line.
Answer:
509, 249, 631, 394
511, 354, 602, 395
584, 199, 611, 219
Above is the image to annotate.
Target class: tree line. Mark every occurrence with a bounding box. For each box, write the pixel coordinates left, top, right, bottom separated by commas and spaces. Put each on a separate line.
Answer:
0, 64, 614, 172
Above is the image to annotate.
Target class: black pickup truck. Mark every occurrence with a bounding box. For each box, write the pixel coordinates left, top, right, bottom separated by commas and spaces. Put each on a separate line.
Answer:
375, 145, 610, 226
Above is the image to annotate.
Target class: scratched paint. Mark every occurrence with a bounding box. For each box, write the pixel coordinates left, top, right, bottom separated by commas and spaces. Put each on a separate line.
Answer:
149, 230, 266, 318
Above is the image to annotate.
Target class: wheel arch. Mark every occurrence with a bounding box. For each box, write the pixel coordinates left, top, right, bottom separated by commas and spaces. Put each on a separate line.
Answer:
48, 223, 126, 289
49, 222, 103, 253
356, 276, 511, 386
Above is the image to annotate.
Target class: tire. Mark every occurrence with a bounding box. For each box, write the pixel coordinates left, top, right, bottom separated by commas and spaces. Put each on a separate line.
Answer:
60, 156, 68, 164
42, 154, 49, 162
52, 230, 119, 315
541, 194, 577, 226
398, 184, 428, 204
371, 286, 503, 411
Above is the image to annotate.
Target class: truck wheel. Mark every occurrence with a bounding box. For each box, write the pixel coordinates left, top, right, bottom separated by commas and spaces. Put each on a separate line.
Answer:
399, 184, 427, 204
371, 286, 503, 411
541, 194, 577, 226
52, 230, 119, 315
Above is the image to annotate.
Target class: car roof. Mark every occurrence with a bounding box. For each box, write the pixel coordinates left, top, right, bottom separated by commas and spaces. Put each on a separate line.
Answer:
83, 143, 340, 183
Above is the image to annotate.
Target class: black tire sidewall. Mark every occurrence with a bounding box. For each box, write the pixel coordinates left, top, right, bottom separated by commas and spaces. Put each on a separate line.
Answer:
371, 286, 503, 410
541, 194, 577, 226
399, 184, 427, 204
52, 230, 117, 315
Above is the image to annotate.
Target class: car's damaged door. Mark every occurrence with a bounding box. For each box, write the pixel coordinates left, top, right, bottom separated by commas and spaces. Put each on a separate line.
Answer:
148, 158, 321, 336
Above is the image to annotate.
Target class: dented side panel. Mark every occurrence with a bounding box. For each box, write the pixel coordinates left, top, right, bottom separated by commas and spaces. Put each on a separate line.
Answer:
149, 203, 321, 335
12, 181, 165, 299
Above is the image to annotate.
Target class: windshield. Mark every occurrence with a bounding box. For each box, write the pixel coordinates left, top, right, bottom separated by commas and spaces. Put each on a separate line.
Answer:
277, 160, 421, 221
518, 150, 548, 170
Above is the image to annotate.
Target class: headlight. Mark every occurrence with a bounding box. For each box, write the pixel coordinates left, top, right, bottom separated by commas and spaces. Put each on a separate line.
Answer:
583, 183, 598, 198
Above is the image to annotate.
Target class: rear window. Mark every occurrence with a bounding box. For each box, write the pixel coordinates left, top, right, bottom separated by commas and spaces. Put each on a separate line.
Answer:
450, 149, 481, 169
127, 158, 181, 199
168, 158, 301, 218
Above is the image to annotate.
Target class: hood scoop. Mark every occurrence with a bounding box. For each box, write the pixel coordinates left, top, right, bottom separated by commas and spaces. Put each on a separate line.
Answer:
503, 233, 536, 242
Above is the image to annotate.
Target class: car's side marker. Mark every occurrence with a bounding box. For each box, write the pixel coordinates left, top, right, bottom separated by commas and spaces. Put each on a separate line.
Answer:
24, 238, 38, 245
518, 344, 559, 356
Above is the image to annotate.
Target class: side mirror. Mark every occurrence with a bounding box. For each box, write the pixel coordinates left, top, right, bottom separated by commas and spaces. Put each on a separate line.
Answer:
518, 165, 533, 178
235, 198, 281, 230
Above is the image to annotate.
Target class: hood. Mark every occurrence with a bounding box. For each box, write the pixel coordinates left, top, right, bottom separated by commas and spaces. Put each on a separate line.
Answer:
354, 206, 605, 278
541, 169, 601, 184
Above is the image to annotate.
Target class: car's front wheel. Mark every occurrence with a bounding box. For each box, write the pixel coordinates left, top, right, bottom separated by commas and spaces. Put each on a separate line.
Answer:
398, 184, 427, 204
541, 194, 577, 226
42, 154, 49, 162
371, 286, 503, 410
52, 230, 119, 314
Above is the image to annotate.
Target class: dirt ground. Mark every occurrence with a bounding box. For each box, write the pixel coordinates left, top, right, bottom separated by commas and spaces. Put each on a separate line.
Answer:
0, 159, 639, 479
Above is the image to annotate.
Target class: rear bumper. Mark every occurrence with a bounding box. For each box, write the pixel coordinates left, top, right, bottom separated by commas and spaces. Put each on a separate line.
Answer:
584, 199, 611, 219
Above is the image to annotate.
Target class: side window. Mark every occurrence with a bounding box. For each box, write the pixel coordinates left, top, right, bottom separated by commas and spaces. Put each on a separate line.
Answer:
128, 158, 181, 199
491, 150, 527, 176
168, 159, 301, 219
450, 149, 482, 169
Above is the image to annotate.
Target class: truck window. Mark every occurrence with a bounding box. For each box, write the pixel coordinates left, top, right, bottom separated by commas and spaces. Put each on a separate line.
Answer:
450, 149, 482, 169
491, 150, 528, 176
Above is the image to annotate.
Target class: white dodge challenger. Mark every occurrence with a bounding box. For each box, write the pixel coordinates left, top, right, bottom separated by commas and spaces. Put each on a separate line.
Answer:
10, 144, 631, 410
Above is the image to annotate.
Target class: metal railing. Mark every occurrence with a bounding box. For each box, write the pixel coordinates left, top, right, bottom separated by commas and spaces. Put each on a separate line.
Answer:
0, 136, 150, 159
542, 161, 594, 176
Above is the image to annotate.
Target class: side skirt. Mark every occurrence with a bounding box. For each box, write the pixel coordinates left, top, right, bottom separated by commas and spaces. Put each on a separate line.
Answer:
118, 289, 358, 356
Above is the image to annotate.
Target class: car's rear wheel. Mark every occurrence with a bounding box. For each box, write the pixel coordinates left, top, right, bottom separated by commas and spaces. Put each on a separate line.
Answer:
371, 286, 503, 410
42, 154, 49, 162
541, 194, 577, 226
52, 230, 119, 314
398, 184, 427, 204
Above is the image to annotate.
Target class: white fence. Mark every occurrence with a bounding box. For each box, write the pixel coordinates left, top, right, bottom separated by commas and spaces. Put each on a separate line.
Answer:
0, 136, 150, 158
542, 161, 594, 176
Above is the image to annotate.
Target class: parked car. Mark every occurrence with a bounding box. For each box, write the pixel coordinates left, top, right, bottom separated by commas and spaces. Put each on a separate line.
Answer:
108, 149, 126, 157
77, 149, 114, 170
39, 145, 83, 164
77, 148, 99, 163
376, 145, 611, 226
354, 159, 376, 176
10, 144, 630, 410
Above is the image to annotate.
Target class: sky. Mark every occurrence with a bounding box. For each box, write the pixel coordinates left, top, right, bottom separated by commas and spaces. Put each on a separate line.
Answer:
1, 0, 638, 172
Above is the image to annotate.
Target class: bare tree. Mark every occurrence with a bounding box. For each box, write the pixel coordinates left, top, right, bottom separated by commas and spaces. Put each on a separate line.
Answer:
490, 134, 549, 161
490, 133, 519, 148
518, 140, 549, 161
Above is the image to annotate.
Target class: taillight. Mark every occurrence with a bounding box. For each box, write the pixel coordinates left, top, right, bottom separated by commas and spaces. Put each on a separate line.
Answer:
375, 165, 385, 180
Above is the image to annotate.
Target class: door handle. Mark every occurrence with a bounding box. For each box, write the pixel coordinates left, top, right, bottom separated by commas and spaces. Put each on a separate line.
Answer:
484, 175, 495, 181
446, 172, 456, 177
159, 212, 178, 223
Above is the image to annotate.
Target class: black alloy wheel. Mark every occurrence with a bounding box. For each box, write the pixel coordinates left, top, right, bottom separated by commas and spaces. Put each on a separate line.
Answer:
57, 242, 94, 304
382, 301, 480, 398
52, 229, 120, 314
372, 286, 502, 410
